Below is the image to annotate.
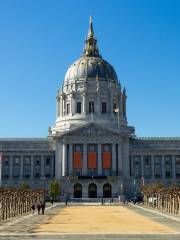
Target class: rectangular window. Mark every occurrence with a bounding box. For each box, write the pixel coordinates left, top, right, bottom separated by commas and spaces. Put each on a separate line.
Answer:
133, 156, 141, 178
175, 156, 180, 178
164, 155, 172, 178
76, 102, 81, 113
154, 155, 162, 178
89, 102, 94, 113
143, 155, 152, 178
102, 102, 107, 113
46, 158, 50, 165
66, 103, 70, 114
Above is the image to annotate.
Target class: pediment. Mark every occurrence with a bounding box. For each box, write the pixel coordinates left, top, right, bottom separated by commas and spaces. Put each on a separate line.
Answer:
60, 122, 120, 138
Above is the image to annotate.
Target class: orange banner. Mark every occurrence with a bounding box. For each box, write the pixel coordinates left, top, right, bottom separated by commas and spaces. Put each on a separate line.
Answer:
102, 152, 112, 169
88, 152, 97, 169
73, 152, 83, 169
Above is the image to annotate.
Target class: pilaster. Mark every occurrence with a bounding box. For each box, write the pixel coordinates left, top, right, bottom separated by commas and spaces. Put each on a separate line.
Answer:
97, 143, 102, 175
83, 144, 87, 175
112, 143, 116, 175
20, 156, 23, 180
172, 155, 176, 179
62, 144, 67, 177
41, 155, 45, 179
69, 144, 73, 175
151, 155, 154, 179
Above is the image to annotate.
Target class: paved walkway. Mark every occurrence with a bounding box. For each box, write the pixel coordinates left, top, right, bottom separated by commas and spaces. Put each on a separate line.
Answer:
0, 203, 180, 239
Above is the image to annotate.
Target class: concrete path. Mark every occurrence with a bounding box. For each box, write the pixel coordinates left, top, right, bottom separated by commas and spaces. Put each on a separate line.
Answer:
0, 203, 180, 240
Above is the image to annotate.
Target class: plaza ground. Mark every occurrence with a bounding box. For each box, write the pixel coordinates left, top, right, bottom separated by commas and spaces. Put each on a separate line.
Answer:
0, 203, 180, 239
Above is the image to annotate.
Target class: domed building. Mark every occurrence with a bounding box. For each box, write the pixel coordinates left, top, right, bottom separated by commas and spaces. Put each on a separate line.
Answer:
52, 17, 129, 133
1, 18, 180, 199
50, 17, 135, 198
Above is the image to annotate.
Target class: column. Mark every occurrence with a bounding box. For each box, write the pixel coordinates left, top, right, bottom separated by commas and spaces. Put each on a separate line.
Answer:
110, 91, 114, 116
97, 144, 102, 175
41, 155, 45, 179
151, 155, 154, 179
141, 155, 144, 178
118, 142, 122, 176
62, 144, 67, 176
59, 98, 62, 117
62, 96, 65, 116
20, 156, 23, 180
172, 155, 176, 179
60, 96, 63, 117
97, 93, 101, 115
55, 142, 62, 180
71, 95, 75, 115
130, 155, 134, 177
162, 155, 165, 179
69, 144, 73, 175
56, 96, 60, 118
82, 94, 86, 113
122, 138, 130, 178
51, 155, 55, 178
112, 143, 116, 175
30, 156, 34, 179
83, 144, 87, 175
9, 155, 13, 180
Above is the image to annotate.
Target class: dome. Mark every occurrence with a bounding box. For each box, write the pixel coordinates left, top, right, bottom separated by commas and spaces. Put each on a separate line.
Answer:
64, 17, 118, 84
64, 57, 118, 83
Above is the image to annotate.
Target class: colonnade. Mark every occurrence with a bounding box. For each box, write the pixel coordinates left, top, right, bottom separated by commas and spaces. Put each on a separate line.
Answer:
130, 154, 177, 179
2, 154, 54, 180
61, 143, 125, 177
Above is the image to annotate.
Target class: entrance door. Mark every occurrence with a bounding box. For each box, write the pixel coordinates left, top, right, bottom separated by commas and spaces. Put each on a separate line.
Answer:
88, 183, 97, 198
103, 183, 112, 198
74, 183, 82, 198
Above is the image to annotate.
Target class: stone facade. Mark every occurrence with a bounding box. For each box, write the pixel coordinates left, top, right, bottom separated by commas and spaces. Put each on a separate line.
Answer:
1, 18, 180, 198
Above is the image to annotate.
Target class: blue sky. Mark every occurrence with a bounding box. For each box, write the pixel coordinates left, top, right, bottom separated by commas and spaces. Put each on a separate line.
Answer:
0, 0, 180, 137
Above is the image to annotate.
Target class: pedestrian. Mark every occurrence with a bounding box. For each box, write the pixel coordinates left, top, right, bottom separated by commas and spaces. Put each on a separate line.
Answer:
31, 204, 35, 214
37, 203, 41, 214
65, 195, 69, 206
50, 197, 54, 205
111, 198, 113, 204
101, 198, 104, 205
41, 202, 45, 215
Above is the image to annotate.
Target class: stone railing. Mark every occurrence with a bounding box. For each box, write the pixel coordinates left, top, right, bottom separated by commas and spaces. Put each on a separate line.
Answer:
0, 188, 44, 221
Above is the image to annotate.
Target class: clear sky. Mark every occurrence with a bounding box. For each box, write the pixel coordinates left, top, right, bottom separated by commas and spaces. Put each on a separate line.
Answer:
0, 0, 180, 138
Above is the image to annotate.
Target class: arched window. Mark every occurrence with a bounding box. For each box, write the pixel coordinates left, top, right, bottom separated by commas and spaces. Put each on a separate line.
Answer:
103, 183, 112, 198
74, 183, 82, 198
88, 183, 97, 198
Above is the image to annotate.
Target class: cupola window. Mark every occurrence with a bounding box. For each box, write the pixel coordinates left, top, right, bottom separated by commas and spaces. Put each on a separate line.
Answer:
66, 103, 70, 114
76, 102, 82, 114
89, 102, 94, 113
102, 102, 107, 113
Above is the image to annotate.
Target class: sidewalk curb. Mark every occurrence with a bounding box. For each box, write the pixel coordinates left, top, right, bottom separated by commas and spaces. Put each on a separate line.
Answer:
130, 203, 180, 223
0, 203, 61, 231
